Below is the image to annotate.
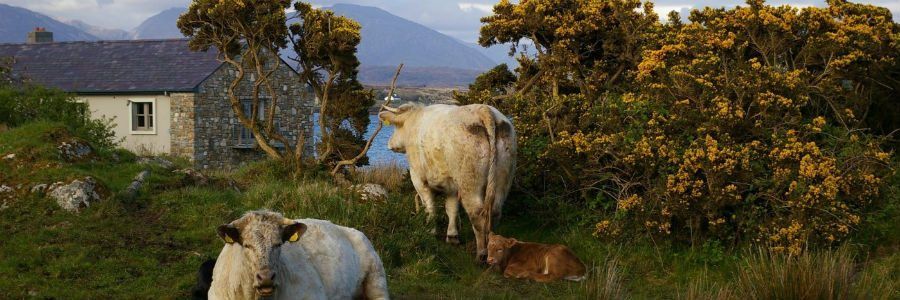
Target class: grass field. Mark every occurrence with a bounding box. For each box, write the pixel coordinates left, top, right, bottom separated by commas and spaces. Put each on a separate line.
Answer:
1, 122, 897, 299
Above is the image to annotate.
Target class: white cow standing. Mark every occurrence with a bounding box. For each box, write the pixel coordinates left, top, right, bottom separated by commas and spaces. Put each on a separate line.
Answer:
209, 210, 389, 300
379, 103, 517, 261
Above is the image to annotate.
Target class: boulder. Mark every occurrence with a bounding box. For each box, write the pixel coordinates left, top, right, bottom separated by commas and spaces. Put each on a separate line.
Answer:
124, 170, 151, 201
57, 140, 93, 162
48, 177, 102, 213
2, 153, 14, 160
350, 183, 388, 202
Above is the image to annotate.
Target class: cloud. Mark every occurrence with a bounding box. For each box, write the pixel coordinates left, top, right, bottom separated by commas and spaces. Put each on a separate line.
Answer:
652, 4, 693, 15
96, 0, 113, 6
458, 3, 493, 14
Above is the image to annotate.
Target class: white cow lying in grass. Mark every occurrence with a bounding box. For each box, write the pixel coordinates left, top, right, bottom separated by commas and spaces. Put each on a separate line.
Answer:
209, 210, 389, 300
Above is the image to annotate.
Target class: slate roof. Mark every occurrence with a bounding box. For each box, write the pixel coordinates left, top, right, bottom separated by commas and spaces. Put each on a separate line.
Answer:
0, 39, 223, 94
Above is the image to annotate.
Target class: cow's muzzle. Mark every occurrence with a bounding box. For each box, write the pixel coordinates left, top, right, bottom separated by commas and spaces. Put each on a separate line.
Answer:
255, 269, 277, 297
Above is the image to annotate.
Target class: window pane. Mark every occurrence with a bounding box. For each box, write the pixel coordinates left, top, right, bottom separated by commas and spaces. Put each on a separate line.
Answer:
242, 101, 252, 115
259, 101, 267, 119
147, 103, 153, 115
148, 116, 153, 128
136, 103, 144, 114
138, 116, 145, 127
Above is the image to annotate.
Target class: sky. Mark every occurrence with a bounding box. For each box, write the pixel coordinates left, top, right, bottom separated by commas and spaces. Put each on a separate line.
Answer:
1, 0, 898, 43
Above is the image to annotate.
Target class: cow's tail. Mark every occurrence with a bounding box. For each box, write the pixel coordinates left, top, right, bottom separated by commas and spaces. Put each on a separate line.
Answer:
478, 106, 498, 244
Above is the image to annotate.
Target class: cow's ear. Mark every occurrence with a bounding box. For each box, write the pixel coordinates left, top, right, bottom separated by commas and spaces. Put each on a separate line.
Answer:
378, 111, 404, 126
505, 238, 518, 248
282, 222, 307, 243
217, 224, 242, 245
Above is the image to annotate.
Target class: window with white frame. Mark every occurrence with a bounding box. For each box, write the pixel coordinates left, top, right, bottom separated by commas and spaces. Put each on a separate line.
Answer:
131, 101, 154, 132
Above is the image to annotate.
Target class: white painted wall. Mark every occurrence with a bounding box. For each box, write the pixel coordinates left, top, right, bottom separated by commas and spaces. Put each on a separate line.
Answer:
80, 94, 173, 155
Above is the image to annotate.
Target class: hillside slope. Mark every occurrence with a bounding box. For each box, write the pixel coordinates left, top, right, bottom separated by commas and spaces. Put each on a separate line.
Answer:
132, 7, 185, 40
0, 4, 97, 43
327, 4, 496, 71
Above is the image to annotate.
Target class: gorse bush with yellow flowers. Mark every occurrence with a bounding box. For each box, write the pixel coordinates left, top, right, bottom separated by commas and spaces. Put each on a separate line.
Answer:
471, 0, 899, 252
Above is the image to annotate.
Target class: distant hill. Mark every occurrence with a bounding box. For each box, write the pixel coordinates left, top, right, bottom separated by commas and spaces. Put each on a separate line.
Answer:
64, 20, 131, 40
359, 66, 481, 87
0, 4, 97, 43
327, 4, 496, 71
132, 7, 185, 40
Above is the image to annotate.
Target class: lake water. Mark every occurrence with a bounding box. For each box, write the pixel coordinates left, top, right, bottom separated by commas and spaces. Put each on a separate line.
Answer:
312, 114, 408, 168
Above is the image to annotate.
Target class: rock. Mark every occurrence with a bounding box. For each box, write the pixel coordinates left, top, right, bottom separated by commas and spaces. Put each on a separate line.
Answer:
48, 177, 102, 213
124, 170, 151, 201
176, 168, 209, 186
0, 185, 12, 194
2, 153, 14, 160
31, 184, 48, 195
57, 140, 93, 162
350, 183, 388, 202
139, 157, 175, 170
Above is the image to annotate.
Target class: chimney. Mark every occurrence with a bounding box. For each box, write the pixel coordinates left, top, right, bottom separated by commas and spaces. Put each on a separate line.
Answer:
27, 27, 53, 44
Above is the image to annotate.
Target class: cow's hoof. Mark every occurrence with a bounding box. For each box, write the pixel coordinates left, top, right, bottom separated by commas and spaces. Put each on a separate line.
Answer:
445, 235, 460, 245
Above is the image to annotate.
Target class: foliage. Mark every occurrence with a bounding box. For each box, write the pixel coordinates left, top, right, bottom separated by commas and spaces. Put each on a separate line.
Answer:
477, 0, 899, 250
453, 63, 517, 105
479, 0, 659, 96
288, 2, 374, 167
178, 0, 302, 160
0, 84, 117, 150
319, 80, 375, 165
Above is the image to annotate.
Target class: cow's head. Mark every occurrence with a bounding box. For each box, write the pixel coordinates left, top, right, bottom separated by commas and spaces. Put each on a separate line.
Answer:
378, 103, 422, 153
217, 211, 307, 298
486, 233, 517, 266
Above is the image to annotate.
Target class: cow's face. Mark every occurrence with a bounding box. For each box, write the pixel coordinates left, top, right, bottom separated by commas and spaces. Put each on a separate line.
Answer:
378, 103, 420, 153
218, 211, 307, 298
486, 234, 517, 265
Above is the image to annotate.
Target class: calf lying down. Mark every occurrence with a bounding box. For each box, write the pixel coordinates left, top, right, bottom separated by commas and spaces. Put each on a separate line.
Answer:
486, 234, 587, 282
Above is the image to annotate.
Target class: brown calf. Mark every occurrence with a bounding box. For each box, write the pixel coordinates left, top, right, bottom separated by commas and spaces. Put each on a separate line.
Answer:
486, 234, 587, 282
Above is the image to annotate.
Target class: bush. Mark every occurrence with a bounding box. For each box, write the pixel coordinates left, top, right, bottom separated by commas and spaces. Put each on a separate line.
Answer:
473, 0, 899, 250
0, 84, 118, 150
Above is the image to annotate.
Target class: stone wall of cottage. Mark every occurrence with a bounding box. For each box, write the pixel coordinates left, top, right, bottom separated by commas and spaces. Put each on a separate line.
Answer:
191, 60, 315, 169
170, 93, 196, 159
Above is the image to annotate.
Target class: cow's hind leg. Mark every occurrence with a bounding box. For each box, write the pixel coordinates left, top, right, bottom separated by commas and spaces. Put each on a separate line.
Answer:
445, 193, 461, 245
460, 189, 489, 263
467, 207, 489, 263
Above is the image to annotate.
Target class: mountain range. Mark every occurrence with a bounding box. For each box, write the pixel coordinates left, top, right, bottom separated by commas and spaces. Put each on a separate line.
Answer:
0, 3, 97, 43
0, 3, 514, 86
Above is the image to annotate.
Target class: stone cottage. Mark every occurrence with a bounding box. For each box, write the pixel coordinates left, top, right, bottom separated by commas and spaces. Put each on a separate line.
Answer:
0, 36, 314, 169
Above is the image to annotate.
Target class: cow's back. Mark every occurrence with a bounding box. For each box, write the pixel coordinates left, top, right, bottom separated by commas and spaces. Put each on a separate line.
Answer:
407, 104, 515, 196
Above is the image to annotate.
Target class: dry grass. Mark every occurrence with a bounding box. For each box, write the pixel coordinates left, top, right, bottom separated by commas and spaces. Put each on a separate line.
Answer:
582, 259, 627, 300
682, 247, 895, 300
735, 248, 857, 300
351, 162, 408, 191
682, 275, 736, 300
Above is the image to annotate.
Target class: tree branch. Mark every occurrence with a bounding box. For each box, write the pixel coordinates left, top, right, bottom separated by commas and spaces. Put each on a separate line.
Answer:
330, 64, 404, 175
